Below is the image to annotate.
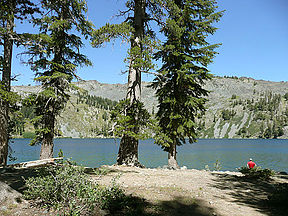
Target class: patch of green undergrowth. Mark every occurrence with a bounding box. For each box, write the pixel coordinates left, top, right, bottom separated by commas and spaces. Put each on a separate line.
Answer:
238, 166, 275, 180
93, 167, 111, 176
23, 160, 127, 215
213, 160, 222, 171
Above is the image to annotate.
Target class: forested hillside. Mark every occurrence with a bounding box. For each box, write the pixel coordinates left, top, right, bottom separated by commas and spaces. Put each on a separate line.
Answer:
12, 76, 288, 139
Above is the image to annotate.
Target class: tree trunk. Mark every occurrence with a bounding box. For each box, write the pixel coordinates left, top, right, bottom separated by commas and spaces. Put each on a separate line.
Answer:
0, 101, 9, 166
126, 0, 144, 102
40, 113, 55, 159
117, 0, 145, 167
39, 6, 65, 160
0, 6, 14, 166
168, 140, 179, 169
117, 134, 143, 166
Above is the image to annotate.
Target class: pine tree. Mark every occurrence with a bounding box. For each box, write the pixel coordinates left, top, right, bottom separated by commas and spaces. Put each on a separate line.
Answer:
0, 0, 38, 166
25, 0, 92, 159
92, 0, 165, 166
152, 0, 223, 168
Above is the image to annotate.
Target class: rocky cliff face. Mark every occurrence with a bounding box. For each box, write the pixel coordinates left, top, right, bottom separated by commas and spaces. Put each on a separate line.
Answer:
12, 76, 288, 139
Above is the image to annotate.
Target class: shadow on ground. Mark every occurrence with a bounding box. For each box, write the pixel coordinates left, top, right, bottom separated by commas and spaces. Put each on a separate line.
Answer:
0, 167, 37, 193
156, 196, 217, 216
107, 195, 218, 216
0, 167, 218, 216
210, 173, 287, 216
0, 165, 137, 193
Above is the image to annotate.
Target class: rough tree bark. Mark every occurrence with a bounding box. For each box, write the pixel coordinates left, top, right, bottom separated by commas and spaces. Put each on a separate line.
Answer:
117, 0, 145, 167
0, 5, 14, 166
39, 113, 55, 159
168, 140, 179, 169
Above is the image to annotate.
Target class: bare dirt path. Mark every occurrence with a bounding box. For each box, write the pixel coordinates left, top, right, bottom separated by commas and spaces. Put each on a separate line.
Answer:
94, 166, 288, 216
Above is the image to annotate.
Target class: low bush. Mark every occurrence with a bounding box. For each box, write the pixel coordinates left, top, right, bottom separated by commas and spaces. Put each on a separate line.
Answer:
238, 166, 275, 180
24, 160, 127, 215
213, 160, 222, 171
93, 167, 111, 176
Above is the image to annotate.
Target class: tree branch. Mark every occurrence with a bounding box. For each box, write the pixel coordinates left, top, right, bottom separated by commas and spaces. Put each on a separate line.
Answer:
141, 70, 165, 78
116, 7, 133, 18
147, 17, 165, 26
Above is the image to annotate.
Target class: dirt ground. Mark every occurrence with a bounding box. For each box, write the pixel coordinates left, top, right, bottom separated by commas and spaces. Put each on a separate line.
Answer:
93, 165, 288, 216
0, 166, 287, 216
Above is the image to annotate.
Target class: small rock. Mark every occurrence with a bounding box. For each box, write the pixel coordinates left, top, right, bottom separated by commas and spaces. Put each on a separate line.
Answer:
162, 165, 169, 169
15, 211, 21, 216
181, 166, 187, 170
209, 201, 213, 205
212, 212, 217, 216
1, 206, 8, 211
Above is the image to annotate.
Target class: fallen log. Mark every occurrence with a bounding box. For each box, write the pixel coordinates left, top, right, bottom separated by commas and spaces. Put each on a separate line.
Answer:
5, 157, 63, 169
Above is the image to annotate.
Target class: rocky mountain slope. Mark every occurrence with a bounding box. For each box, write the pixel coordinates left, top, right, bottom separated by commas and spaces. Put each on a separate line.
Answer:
12, 76, 288, 139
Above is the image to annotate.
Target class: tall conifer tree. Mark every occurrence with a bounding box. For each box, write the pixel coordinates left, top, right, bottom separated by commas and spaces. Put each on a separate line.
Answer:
152, 0, 223, 168
25, 0, 92, 159
92, 0, 165, 166
0, 0, 38, 166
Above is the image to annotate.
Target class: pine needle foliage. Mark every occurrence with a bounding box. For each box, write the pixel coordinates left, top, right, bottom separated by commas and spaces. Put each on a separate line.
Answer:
24, 0, 92, 156
0, 0, 39, 47
0, 0, 39, 166
91, 0, 166, 74
91, 0, 168, 165
152, 0, 224, 151
110, 99, 153, 140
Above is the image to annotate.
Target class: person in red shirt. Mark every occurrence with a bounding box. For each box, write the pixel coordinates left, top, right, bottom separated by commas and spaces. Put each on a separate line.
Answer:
247, 158, 256, 169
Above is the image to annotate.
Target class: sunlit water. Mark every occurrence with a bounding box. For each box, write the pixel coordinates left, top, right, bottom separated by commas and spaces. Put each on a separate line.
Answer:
8, 138, 288, 172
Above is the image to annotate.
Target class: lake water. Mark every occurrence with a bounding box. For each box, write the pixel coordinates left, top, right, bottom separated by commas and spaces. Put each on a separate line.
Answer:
8, 138, 288, 172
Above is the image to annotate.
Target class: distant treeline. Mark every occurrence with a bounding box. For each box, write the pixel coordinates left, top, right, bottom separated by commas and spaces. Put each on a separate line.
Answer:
76, 92, 118, 110
10, 104, 36, 137
11, 91, 118, 137
230, 91, 288, 139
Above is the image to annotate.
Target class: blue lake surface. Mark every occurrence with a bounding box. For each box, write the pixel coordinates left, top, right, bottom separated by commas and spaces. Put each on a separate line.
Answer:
8, 138, 288, 172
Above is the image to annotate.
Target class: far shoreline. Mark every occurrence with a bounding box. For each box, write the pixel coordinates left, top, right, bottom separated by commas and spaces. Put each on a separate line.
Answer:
11, 137, 288, 140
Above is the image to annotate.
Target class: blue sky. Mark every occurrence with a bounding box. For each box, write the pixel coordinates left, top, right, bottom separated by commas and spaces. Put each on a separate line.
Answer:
10, 0, 288, 85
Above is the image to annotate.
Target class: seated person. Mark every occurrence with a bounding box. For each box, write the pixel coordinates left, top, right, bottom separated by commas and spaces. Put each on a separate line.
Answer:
247, 158, 256, 169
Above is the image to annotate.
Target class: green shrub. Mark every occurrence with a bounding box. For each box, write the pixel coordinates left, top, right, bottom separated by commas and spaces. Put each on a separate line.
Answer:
24, 161, 98, 215
93, 167, 111, 176
24, 160, 127, 215
238, 166, 275, 180
213, 160, 222, 171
